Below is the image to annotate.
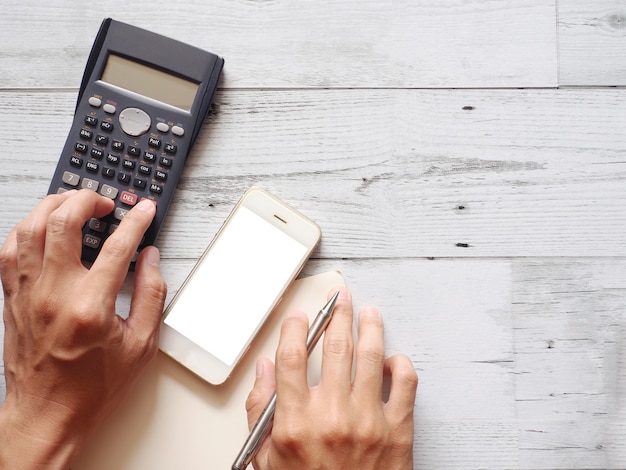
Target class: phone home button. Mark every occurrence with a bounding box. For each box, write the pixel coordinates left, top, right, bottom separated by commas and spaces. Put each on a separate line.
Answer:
119, 107, 151, 137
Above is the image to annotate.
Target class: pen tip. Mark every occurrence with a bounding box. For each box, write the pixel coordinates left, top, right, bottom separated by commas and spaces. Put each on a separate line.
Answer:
326, 290, 341, 311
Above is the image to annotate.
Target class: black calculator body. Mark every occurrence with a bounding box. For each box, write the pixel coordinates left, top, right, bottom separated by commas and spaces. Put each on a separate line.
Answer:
48, 18, 224, 267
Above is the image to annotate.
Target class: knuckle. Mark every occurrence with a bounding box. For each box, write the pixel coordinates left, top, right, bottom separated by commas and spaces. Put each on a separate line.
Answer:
323, 335, 353, 359
388, 354, 418, 390
100, 233, 136, 259
396, 363, 419, 391
15, 218, 44, 245
357, 341, 385, 366
354, 419, 383, 449
0, 243, 16, 273
272, 420, 308, 451
65, 299, 108, 338
141, 275, 168, 305
320, 413, 352, 445
277, 343, 307, 370
46, 209, 74, 234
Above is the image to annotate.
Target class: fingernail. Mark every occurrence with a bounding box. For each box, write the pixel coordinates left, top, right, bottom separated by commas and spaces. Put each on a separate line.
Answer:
136, 198, 157, 212
142, 247, 161, 268
361, 306, 381, 318
287, 310, 308, 320
337, 286, 351, 301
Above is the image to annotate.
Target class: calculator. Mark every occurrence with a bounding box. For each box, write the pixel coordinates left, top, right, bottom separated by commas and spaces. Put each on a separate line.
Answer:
48, 18, 224, 267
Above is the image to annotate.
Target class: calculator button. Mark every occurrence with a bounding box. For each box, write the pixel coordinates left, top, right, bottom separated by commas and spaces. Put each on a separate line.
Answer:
100, 121, 114, 132
149, 183, 163, 195
114, 207, 129, 221
128, 145, 141, 157
91, 148, 104, 159
171, 126, 185, 137
103, 103, 116, 114
133, 178, 147, 189
95, 134, 109, 145
164, 143, 177, 154
70, 156, 83, 168
118, 172, 131, 184
109, 224, 119, 234
119, 107, 151, 137
75, 142, 88, 153
88, 218, 106, 233
123, 159, 135, 170
159, 156, 172, 167
62, 171, 80, 187
112, 140, 124, 152
138, 164, 151, 175
83, 233, 102, 249
102, 167, 115, 179
81, 178, 99, 192
85, 115, 98, 126
107, 154, 120, 165
80, 129, 93, 140
120, 191, 138, 206
86, 162, 99, 172
100, 184, 118, 199
88, 97, 102, 108
156, 122, 169, 133
143, 151, 156, 162
148, 137, 161, 148
155, 170, 167, 181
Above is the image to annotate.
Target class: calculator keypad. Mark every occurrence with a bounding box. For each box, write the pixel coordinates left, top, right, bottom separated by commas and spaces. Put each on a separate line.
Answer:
53, 101, 184, 264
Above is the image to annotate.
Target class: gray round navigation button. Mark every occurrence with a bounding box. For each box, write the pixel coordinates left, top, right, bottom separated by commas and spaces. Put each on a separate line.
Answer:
119, 107, 151, 137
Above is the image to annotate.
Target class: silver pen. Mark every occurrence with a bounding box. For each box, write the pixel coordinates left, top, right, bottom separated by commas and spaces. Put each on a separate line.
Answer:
232, 290, 341, 470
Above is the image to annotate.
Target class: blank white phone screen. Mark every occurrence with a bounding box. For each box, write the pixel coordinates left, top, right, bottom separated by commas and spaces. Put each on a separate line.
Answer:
164, 206, 307, 366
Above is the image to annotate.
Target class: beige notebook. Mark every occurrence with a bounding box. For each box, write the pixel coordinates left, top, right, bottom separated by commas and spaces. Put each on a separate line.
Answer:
72, 270, 345, 470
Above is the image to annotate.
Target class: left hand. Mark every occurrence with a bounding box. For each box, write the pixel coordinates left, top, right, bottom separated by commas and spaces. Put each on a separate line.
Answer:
0, 190, 167, 468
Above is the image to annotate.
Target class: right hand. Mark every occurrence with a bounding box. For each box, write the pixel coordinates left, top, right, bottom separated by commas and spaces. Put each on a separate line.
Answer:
245, 287, 418, 469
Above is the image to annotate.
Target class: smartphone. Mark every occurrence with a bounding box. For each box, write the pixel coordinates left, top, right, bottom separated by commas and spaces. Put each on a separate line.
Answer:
159, 187, 321, 385
47, 18, 223, 267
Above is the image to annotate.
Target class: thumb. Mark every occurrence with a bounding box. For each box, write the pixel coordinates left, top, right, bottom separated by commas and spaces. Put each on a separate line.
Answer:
126, 246, 167, 350
245, 357, 277, 430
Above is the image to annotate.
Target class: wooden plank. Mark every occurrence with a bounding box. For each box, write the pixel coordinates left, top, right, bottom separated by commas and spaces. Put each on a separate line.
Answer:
558, 0, 626, 86
0, 88, 624, 259
513, 259, 626, 469
0, 0, 557, 89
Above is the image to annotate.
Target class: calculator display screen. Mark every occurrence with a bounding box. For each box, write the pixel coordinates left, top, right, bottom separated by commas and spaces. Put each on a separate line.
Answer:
101, 53, 199, 111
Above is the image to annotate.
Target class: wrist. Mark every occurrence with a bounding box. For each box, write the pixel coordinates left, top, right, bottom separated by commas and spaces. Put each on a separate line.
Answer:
0, 394, 87, 469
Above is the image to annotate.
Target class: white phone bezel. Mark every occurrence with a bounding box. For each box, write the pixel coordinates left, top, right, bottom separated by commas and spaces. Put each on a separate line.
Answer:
159, 186, 321, 385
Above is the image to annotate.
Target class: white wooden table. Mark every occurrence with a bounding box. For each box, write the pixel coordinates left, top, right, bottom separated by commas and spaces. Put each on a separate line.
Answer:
1, 2, 625, 468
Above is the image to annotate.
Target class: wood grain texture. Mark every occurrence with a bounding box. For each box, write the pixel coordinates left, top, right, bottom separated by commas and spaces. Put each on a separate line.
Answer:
558, 0, 626, 85
0, 0, 557, 89
0, 89, 624, 259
